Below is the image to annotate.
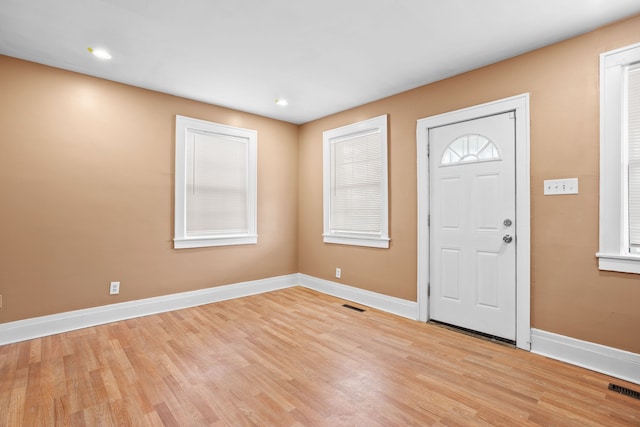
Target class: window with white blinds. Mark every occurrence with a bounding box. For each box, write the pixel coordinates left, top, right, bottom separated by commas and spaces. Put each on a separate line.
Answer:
323, 115, 389, 248
628, 66, 640, 249
598, 42, 640, 273
174, 115, 257, 249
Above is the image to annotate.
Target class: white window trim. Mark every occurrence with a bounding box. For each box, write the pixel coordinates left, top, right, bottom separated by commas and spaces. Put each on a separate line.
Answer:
322, 115, 390, 248
598, 42, 640, 273
174, 115, 257, 249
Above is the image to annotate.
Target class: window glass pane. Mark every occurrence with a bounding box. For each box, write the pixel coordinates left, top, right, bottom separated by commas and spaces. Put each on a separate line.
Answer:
174, 115, 257, 249
322, 114, 389, 248
331, 130, 382, 233
628, 67, 640, 246
598, 43, 640, 272
441, 134, 500, 166
186, 131, 248, 236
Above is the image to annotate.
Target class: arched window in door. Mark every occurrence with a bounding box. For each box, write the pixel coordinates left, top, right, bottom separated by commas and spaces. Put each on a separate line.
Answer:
440, 134, 501, 166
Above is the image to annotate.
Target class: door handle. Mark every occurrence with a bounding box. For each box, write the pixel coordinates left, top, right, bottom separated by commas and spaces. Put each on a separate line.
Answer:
503, 235, 513, 244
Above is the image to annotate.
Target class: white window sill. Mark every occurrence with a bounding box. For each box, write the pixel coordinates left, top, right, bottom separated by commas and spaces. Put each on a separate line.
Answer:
323, 234, 390, 249
174, 235, 258, 249
596, 252, 640, 274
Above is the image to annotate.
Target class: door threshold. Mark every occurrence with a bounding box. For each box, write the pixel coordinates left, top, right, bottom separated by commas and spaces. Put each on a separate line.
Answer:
429, 320, 516, 348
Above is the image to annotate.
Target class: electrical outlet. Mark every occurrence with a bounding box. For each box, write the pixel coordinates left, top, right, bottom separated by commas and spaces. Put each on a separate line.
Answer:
336, 268, 342, 279
109, 281, 120, 295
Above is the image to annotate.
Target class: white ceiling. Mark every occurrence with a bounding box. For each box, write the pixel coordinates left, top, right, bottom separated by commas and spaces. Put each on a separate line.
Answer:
1, 0, 639, 124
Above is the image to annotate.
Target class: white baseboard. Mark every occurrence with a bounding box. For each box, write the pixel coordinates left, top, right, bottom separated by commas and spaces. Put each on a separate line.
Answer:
298, 274, 418, 320
0, 274, 298, 346
531, 329, 640, 385
5, 275, 639, 387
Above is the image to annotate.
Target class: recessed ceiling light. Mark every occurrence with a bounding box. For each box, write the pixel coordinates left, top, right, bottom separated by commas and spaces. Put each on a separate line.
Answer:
275, 98, 288, 107
87, 47, 112, 60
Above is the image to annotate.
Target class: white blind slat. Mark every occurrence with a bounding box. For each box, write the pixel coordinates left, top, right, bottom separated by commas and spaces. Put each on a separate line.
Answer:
330, 130, 382, 234
186, 130, 248, 236
628, 67, 640, 246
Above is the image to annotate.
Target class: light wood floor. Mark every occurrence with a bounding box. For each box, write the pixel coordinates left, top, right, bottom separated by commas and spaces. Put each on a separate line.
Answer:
1, 287, 639, 426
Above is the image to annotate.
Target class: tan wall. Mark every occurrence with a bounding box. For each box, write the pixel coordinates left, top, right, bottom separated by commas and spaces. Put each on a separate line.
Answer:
2, 15, 640, 355
0, 56, 299, 323
298, 15, 640, 353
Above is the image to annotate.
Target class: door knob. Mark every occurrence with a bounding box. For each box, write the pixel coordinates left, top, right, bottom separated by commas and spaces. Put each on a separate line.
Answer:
503, 235, 513, 244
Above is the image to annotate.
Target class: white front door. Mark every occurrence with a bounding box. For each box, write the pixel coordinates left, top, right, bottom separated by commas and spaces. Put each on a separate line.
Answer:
429, 112, 516, 341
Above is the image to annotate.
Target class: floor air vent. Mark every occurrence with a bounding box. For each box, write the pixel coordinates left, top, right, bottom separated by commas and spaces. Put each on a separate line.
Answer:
342, 304, 365, 312
608, 383, 640, 400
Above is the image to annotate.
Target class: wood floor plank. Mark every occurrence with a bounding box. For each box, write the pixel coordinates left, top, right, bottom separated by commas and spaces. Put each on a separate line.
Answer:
2, 286, 640, 426
6, 367, 28, 426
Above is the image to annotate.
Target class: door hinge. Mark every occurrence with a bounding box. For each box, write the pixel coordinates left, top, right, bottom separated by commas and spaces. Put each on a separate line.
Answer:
427, 214, 430, 227
427, 283, 431, 297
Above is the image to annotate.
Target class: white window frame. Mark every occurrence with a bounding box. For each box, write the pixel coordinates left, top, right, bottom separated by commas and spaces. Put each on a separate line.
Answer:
322, 114, 390, 248
597, 42, 640, 273
174, 115, 257, 249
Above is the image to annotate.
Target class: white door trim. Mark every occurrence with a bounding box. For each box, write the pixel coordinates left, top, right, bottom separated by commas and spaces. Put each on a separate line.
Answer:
417, 93, 531, 350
